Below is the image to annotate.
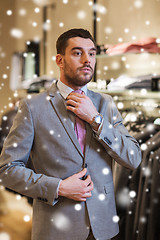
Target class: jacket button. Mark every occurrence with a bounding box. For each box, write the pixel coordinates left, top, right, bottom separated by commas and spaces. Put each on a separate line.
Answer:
104, 137, 112, 145
37, 197, 48, 202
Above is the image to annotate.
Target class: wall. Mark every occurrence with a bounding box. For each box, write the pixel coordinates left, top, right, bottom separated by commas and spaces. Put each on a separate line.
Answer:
96, 0, 160, 81
0, 0, 16, 115
97, 0, 160, 45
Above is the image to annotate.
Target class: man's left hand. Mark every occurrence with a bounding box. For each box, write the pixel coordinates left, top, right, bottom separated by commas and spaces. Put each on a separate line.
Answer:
66, 92, 98, 124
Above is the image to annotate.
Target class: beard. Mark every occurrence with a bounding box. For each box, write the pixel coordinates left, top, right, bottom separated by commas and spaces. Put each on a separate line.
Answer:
63, 59, 94, 87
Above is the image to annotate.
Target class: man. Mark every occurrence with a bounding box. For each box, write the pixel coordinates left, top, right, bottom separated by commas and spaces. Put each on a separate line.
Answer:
0, 28, 141, 240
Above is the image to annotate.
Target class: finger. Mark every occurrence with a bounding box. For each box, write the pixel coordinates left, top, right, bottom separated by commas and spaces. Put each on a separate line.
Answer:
90, 180, 94, 189
68, 92, 84, 98
66, 105, 76, 113
66, 99, 78, 107
76, 168, 87, 178
67, 94, 80, 100
80, 194, 91, 200
86, 181, 94, 191
84, 175, 92, 186
79, 198, 87, 202
67, 94, 85, 102
86, 180, 94, 188
70, 196, 86, 202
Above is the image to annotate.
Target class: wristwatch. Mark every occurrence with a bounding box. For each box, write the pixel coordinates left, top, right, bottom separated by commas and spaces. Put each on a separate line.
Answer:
90, 113, 103, 129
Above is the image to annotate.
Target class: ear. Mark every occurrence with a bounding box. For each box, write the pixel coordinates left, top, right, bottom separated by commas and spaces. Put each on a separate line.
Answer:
56, 54, 64, 68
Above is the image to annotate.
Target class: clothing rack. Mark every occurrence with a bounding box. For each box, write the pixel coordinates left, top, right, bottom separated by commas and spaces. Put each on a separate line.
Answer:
110, 101, 160, 240
89, 89, 160, 118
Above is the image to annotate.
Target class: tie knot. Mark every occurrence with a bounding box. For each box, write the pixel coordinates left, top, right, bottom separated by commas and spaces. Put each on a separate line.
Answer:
73, 89, 83, 94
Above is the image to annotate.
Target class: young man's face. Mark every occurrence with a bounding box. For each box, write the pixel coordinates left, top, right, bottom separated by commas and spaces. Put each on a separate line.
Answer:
58, 37, 96, 89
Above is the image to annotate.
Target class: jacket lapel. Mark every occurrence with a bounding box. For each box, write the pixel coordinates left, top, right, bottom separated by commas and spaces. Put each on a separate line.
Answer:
48, 83, 84, 158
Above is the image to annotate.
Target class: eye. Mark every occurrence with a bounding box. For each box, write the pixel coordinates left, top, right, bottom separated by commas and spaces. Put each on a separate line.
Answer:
89, 51, 96, 57
73, 51, 82, 56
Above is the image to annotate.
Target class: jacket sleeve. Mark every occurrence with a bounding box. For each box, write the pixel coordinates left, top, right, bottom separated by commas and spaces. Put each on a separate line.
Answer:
0, 99, 61, 206
94, 95, 142, 170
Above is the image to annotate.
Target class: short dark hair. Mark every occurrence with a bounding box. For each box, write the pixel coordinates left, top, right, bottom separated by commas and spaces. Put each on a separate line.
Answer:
56, 28, 96, 55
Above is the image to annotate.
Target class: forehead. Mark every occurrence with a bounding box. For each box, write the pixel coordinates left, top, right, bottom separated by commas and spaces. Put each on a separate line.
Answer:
66, 37, 96, 51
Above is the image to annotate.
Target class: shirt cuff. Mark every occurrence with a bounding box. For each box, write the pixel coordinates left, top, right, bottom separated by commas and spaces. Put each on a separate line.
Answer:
55, 179, 62, 199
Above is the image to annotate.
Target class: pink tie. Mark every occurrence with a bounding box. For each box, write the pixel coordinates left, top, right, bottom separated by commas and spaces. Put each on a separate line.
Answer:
74, 90, 86, 154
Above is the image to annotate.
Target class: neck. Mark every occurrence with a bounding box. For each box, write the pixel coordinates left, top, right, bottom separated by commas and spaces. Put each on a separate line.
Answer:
59, 78, 84, 90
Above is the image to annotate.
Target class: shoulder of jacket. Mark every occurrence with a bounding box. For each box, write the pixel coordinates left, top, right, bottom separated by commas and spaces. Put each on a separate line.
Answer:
24, 90, 48, 105
88, 89, 113, 102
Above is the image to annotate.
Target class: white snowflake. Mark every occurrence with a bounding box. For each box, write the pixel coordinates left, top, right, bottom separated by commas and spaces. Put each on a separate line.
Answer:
6, 10, 12, 15
141, 143, 147, 151
143, 167, 151, 177
113, 143, 120, 150
0, 232, 11, 240
10, 28, 23, 39
102, 168, 109, 175
16, 194, 22, 200
98, 194, 105, 201
2, 116, 7, 121
74, 204, 82, 211
2, 74, 8, 79
0, 185, 5, 190
63, 0, 68, 4
46, 96, 51, 101
19, 8, 27, 16
52, 56, 56, 61
117, 102, 124, 109
140, 216, 147, 223
49, 130, 54, 135
34, 7, 40, 13
129, 190, 136, 198
112, 215, 120, 223
13, 142, 18, 148
51, 213, 71, 231
27, 95, 32, 99
23, 215, 31, 222
117, 187, 130, 207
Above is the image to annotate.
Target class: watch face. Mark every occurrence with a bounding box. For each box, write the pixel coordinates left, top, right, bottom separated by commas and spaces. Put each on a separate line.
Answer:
95, 115, 102, 124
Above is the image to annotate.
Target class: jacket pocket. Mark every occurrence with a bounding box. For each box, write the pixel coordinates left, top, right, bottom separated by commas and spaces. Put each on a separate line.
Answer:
104, 181, 114, 194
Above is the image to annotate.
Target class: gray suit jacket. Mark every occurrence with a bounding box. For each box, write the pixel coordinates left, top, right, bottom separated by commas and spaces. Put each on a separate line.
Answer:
0, 82, 141, 240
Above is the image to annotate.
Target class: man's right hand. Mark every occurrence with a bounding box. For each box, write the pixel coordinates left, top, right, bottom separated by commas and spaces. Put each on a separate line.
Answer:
58, 168, 94, 202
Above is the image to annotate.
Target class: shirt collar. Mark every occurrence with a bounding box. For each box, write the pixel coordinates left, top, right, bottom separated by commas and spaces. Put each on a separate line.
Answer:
57, 80, 88, 99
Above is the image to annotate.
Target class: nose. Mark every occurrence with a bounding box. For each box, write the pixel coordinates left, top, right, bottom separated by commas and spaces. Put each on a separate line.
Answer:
82, 52, 90, 64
